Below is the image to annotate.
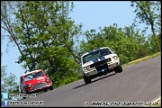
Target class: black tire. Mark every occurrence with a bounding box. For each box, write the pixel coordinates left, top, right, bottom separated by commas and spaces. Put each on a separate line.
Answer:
23, 97, 26, 99
21, 88, 28, 99
83, 75, 91, 84
115, 65, 123, 73
44, 89, 47, 92
50, 85, 54, 90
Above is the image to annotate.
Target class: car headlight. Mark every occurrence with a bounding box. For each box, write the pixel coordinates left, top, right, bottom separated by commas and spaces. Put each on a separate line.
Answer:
113, 56, 118, 60
83, 66, 89, 71
28, 83, 32, 88
46, 77, 50, 82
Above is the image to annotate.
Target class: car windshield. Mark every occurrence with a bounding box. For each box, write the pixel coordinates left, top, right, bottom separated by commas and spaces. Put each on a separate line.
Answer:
82, 48, 112, 64
24, 71, 44, 82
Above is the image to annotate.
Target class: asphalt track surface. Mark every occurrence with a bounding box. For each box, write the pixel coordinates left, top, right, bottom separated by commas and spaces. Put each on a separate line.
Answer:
7, 56, 161, 107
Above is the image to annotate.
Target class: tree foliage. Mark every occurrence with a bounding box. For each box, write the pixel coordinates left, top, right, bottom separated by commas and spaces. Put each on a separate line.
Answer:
130, 1, 161, 52
80, 24, 152, 64
1, 65, 19, 100
11, 1, 82, 87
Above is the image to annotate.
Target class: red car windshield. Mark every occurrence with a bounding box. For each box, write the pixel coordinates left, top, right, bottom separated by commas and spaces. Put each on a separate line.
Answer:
24, 71, 44, 82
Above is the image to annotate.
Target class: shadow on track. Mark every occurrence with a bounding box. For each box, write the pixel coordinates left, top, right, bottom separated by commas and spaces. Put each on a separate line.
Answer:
73, 72, 116, 89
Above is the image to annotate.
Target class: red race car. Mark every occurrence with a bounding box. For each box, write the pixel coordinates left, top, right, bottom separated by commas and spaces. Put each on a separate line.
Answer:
20, 69, 54, 98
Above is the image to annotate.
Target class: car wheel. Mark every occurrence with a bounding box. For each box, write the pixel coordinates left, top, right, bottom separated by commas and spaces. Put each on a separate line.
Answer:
44, 89, 47, 92
115, 65, 123, 73
21, 88, 28, 99
83, 75, 91, 84
50, 85, 54, 90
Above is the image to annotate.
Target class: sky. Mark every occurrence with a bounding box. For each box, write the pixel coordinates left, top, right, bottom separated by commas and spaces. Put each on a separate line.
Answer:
1, 1, 150, 84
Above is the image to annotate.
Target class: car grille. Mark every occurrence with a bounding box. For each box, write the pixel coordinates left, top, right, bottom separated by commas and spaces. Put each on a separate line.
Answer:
33, 82, 47, 90
90, 58, 111, 68
96, 64, 108, 72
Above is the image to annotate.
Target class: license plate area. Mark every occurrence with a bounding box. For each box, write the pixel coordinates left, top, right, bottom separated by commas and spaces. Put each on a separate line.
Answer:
96, 63, 108, 73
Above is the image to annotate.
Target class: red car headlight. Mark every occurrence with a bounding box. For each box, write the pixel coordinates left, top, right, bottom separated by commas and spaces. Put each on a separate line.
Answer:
46, 77, 50, 82
28, 83, 32, 87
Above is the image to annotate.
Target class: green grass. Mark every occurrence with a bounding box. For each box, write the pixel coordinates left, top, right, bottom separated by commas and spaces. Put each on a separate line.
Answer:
123, 52, 161, 67
149, 99, 161, 107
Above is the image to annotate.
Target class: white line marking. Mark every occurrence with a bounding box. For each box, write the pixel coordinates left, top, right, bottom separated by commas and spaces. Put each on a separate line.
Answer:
152, 97, 161, 103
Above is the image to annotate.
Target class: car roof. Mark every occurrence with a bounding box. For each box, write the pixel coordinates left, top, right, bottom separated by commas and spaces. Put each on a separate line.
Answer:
81, 47, 110, 58
22, 69, 43, 76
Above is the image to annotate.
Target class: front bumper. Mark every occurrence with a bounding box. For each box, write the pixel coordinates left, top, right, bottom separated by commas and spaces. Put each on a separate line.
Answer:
83, 60, 119, 77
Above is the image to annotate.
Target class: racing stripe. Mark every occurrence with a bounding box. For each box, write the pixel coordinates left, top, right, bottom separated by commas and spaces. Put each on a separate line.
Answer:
99, 56, 106, 61
93, 58, 99, 63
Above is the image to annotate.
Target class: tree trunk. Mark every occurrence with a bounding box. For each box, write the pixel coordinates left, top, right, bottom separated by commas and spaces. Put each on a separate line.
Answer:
151, 23, 161, 51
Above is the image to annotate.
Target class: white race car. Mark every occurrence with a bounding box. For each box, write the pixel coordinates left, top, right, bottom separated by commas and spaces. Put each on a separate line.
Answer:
80, 47, 123, 84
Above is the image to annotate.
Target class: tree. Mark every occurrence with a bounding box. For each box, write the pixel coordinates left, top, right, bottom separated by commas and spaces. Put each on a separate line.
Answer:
130, 1, 161, 52
1, 1, 30, 69
1, 65, 19, 100
9, 1, 82, 87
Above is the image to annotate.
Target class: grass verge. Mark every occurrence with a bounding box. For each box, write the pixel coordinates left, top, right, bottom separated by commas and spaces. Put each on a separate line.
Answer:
123, 52, 161, 67
149, 98, 161, 107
